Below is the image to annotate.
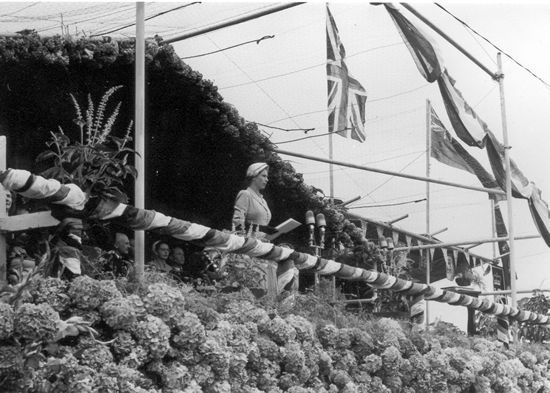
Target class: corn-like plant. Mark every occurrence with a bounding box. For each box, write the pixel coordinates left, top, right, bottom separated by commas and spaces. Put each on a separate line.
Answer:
37, 86, 137, 203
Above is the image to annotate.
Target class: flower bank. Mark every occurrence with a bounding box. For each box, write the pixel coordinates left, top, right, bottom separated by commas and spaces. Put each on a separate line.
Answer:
2, 274, 550, 393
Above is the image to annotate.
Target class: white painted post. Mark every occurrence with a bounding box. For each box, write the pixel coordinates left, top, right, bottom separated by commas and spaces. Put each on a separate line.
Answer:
0, 136, 6, 284
134, 2, 145, 281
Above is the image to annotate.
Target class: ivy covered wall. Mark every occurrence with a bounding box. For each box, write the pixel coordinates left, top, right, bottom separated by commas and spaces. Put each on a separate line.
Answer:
0, 33, 364, 249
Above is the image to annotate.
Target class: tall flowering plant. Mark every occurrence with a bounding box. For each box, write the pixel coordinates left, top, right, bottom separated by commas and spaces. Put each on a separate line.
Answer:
37, 86, 137, 203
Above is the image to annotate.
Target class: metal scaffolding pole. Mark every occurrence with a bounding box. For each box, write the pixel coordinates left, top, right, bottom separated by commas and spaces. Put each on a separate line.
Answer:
425, 99, 432, 327
163, 3, 304, 44
134, 2, 145, 281
496, 52, 517, 308
275, 149, 506, 196
393, 234, 539, 252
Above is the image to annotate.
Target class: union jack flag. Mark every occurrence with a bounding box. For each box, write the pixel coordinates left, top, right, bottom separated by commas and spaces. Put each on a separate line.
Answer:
326, 5, 368, 143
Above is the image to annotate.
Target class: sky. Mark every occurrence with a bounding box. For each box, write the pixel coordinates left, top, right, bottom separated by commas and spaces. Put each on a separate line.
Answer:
2, 1, 550, 295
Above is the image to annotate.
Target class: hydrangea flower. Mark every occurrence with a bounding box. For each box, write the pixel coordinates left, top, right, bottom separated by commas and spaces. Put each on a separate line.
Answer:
317, 324, 339, 348
199, 337, 230, 379
261, 316, 296, 345
282, 342, 306, 372
14, 303, 59, 342
132, 315, 171, 360
100, 296, 139, 330
75, 343, 114, 371
29, 276, 70, 312
68, 276, 122, 310
172, 312, 206, 350
0, 345, 24, 389
0, 302, 14, 340
141, 282, 186, 328
255, 335, 282, 362
285, 314, 315, 343
111, 330, 137, 358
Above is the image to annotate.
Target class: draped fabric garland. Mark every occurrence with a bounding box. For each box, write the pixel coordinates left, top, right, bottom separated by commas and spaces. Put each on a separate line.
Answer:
1, 168, 549, 326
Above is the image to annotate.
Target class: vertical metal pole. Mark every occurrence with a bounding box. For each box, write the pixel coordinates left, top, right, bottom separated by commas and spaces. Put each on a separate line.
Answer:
0, 137, 6, 285
425, 99, 431, 327
490, 199, 497, 259
134, 2, 145, 281
329, 132, 334, 201
497, 52, 517, 308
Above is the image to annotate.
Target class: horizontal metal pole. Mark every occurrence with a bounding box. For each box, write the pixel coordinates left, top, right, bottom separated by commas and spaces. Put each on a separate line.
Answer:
0, 211, 59, 232
164, 3, 304, 44
275, 149, 506, 196
341, 195, 361, 206
347, 211, 495, 265
339, 297, 378, 305
393, 234, 540, 251
464, 242, 483, 251
429, 227, 448, 237
492, 252, 510, 261
400, 3, 497, 79
388, 214, 408, 225
480, 289, 550, 296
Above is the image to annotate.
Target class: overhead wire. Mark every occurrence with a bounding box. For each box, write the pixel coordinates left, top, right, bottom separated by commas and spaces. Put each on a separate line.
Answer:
363, 151, 426, 197
36, 3, 138, 33
161, 3, 279, 39
435, 3, 550, 90
473, 85, 497, 108
0, 3, 39, 17
273, 128, 350, 145
463, 24, 497, 66
272, 121, 424, 145
301, 150, 425, 175
92, 2, 201, 37
219, 42, 404, 90
253, 122, 314, 133
348, 198, 427, 209
181, 34, 274, 59
266, 96, 425, 126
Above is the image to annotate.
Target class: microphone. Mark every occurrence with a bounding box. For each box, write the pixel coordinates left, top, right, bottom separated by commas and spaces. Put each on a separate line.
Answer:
306, 210, 315, 246
316, 213, 326, 249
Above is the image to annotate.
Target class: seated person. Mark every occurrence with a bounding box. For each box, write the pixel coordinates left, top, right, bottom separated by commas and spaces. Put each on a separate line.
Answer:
103, 232, 134, 277
102, 232, 134, 278
7, 244, 35, 285
147, 241, 172, 273
169, 246, 191, 280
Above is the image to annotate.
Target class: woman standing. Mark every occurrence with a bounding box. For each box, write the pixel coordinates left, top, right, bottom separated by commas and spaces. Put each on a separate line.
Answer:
232, 162, 272, 231
231, 163, 296, 294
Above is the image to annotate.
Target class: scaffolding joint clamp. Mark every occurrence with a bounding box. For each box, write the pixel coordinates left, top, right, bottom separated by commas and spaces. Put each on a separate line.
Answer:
493, 72, 504, 81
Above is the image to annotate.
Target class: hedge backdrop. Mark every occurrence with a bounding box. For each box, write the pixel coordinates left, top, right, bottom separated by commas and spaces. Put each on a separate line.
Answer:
0, 33, 364, 250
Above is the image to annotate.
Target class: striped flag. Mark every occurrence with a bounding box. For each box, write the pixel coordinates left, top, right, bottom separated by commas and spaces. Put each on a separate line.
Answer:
326, 5, 368, 142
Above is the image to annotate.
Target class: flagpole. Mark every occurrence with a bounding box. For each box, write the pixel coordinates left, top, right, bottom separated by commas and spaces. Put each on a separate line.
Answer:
328, 3, 336, 300
425, 98, 431, 327
328, 132, 336, 298
496, 53, 517, 309
329, 133, 334, 201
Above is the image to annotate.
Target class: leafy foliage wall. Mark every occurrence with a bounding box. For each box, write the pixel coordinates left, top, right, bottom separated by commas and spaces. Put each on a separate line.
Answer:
0, 34, 363, 248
